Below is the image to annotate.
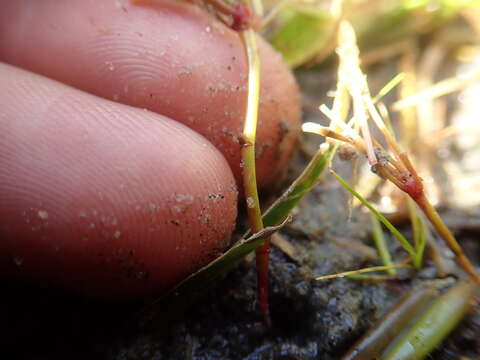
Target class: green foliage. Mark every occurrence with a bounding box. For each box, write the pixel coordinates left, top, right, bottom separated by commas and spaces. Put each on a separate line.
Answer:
262, 145, 335, 228
330, 170, 417, 259
268, 0, 478, 68
370, 214, 396, 275
270, 7, 334, 68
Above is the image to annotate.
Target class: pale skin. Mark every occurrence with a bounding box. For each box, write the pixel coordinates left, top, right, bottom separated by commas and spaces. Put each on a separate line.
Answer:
0, 0, 300, 299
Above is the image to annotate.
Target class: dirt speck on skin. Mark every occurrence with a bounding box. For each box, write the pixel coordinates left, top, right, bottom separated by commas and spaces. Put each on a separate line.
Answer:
178, 67, 192, 77
13, 257, 24, 267
38, 210, 49, 220
105, 61, 115, 71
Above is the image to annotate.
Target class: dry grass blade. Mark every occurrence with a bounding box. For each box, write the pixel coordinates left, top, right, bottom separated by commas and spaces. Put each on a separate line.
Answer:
392, 70, 480, 111
315, 264, 409, 281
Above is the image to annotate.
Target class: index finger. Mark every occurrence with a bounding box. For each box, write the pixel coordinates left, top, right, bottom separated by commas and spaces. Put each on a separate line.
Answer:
0, 0, 301, 188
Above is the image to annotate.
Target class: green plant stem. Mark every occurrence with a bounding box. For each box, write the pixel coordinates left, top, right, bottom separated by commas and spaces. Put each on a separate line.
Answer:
407, 197, 426, 269
370, 214, 395, 275
415, 193, 480, 283
240, 24, 271, 324
241, 29, 263, 233
261, 145, 335, 228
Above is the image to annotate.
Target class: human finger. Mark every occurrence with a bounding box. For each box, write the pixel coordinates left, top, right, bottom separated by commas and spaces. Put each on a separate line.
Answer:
0, 0, 301, 188
0, 63, 237, 299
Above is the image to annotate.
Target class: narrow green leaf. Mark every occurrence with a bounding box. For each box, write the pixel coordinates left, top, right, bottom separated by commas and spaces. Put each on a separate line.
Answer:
262, 145, 335, 228
330, 170, 416, 257
316, 264, 409, 281
413, 216, 427, 269
370, 214, 396, 275
407, 197, 427, 269
372, 73, 405, 104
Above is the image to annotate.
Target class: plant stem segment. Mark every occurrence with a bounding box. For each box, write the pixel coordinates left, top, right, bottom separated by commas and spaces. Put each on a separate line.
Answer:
240, 24, 271, 325
415, 193, 480, 283
370, 214, 396, 275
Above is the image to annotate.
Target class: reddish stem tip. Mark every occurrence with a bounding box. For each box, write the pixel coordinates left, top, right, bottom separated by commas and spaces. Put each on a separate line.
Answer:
400, 173, 423, 201
256, 241, 271, 326
231, 4, 253, 31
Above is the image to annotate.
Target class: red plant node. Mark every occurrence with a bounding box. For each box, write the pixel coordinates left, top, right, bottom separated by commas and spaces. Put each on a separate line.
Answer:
400, 173, 423, 201
231, 3, 252, 31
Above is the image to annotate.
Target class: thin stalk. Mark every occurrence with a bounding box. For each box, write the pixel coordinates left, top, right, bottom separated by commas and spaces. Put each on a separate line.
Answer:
331, 82, 351, 132
413, 215, 426, 269
251, 0, 263, 17
345, 274, 405, 282
407, 198, 426, 269
240, 6, 271, 325
364, 94, 405, 168
338, 21, 377, 165
202, 0, 236, 15
370, 214, 396, 275
302, 122, 367, 154
260, 0, 290, 28
240, 28, 262, 232
260, 144, 336, 228
376, 166, 405, 190
372, 73, 405, 104
316, 264, 409, 281
398, 44, 417, 148
415, 193, 480, 283
392, 69, 480, 111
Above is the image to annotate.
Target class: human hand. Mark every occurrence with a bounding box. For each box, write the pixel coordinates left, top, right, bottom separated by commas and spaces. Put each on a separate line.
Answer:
0, 0, 300, 299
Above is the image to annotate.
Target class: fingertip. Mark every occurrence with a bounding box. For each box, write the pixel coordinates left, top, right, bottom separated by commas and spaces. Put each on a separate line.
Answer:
0, 63, 237, 298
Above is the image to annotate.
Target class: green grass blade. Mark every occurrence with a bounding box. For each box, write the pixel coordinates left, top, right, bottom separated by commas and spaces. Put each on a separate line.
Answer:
316, 264, 409, 281
407, 197, 426, 268
372, 73, 405, 104
413, 216, 427, 269
330, 170, 416, 258
261, 145, 335, 228
370, 213, 396, 275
